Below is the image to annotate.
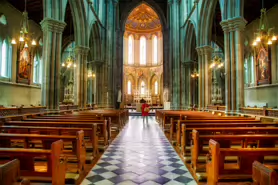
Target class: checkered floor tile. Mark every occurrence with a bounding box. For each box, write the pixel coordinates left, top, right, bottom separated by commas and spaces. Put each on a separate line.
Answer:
81, 116, 197, 185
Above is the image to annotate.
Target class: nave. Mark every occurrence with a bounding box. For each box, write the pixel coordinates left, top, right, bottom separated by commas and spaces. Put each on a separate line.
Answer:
81, 116, 197, 185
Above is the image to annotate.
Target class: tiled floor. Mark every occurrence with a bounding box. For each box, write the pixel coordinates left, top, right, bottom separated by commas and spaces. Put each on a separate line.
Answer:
81, 116, 197, 185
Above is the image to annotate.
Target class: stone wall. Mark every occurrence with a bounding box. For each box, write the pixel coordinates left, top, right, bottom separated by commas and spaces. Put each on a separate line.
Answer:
244, 5, 278, 108
0, 82, 41, 106
0, 1, 42, 107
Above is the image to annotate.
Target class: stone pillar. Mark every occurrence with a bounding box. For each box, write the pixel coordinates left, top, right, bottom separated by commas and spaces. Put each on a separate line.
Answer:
187, 63, 192, 108
40, 18, 66, 111
271, 43, 277, 84
169, 0, 180, 109
196, 48, 203, 109
235, 19, 246, 111
221, 17, 246, 114
203, 46, 214, 107
75, 46, 89, 109
87, 63, 93, 104
181, 63, 186, 109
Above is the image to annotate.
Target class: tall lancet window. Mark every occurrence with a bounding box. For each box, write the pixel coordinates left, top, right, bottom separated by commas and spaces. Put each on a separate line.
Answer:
1, 40, 8, 77
153, 35, 158, 65
141, 81, 145, 95
128, 35, 134, 64
154, 81, 158, 95
127, 80, 132, 95
140, 36, 146, 65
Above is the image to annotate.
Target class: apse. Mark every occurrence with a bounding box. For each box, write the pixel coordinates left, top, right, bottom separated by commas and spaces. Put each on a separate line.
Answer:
123, 3, 163, 106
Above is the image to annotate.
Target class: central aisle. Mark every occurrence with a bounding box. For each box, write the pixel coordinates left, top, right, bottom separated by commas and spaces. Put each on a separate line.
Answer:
81, 116, 197, 185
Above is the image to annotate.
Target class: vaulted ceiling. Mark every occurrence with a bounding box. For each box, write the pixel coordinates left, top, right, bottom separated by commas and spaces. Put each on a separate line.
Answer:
125, 3, 161, 32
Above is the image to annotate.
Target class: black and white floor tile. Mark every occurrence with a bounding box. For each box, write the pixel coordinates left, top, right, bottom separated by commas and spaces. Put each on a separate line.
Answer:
81, 116, 197, 185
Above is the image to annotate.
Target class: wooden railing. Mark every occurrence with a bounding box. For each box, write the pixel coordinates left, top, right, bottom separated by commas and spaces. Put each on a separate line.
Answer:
207, 105, 226, 111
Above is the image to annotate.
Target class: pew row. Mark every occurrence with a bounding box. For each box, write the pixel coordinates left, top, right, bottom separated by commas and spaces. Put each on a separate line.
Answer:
0, 124, 99, 157
174, 120, 272, 146
0, 131, 86, 175
181, 125, 278, 157
4, 120, 109, 147
206, 139, 278, 185
191, 130, 278, 173
0, 140, 66, 185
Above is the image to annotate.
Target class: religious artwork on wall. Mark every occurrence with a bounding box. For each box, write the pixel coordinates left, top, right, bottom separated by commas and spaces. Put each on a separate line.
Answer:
256, 47, 271, 85
17, 47, 31, 84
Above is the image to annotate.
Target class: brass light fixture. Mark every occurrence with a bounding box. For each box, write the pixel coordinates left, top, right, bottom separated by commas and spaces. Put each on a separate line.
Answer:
210, 56, 224, 69
11, 0, 36, 47
191, 69, 199, 78
252, 0, 276, 47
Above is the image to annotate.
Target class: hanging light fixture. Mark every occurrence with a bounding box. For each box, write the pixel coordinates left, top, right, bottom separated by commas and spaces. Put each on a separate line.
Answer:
252, 0, 276, 47
191, 69, 199, 78
61, 17, 76, 69
11, 0, 37, 46
210, 14, 224, 70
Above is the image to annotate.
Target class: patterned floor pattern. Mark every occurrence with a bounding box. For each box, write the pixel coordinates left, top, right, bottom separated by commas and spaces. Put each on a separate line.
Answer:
81, 116, 197, 185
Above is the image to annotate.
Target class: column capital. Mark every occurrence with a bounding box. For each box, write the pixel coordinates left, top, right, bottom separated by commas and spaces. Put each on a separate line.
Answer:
75, 46, 90, 56
200, 45, 214, 54
40, 18, 67, 33
220, 16, 247, 32
168, 0, 179, 5
195, 47, 203, 55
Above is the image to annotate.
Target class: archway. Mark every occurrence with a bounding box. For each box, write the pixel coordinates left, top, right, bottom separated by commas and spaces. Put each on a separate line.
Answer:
122, 3, 163, 108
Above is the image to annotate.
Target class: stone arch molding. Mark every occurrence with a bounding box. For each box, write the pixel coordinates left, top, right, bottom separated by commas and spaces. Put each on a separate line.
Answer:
197, 0, 244, 46
43, 0, 89, 47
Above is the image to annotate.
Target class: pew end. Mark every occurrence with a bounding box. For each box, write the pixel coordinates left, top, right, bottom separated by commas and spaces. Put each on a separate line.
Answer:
253, 161, 278, 185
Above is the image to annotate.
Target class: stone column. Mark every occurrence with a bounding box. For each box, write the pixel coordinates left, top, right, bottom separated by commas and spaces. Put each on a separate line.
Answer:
187, 63, 192, 108
169, 0, 180, 109
75, 46, 89, 109
221, 17, 246, 114
181, 62, 186, 109
196, 48, 203, 109
203, 46, 214, 107
40, 18, 66, 111
234, 18, 246, 111
87, 62, 93, 104
271, 43, 277, 84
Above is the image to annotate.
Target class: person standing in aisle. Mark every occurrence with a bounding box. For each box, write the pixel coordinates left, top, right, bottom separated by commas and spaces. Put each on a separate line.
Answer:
141, 99, 150, 123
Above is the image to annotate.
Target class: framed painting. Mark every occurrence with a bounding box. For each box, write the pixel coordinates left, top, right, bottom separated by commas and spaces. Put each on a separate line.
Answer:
17, 47, 32, 84
256, 47, 271, 85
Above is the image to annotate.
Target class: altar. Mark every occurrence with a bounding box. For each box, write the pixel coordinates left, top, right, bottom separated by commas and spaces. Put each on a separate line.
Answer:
133, 90, 152, 104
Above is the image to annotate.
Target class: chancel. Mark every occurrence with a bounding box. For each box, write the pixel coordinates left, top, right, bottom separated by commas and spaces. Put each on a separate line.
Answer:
0, 0, 278, 184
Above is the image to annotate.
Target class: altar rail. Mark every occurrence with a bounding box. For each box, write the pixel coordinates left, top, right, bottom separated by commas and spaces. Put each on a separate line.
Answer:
0, 105, 80, 117
207, 105, 226, 111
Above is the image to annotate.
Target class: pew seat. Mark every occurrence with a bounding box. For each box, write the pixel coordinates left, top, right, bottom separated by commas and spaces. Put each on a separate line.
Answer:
206, 139, 278, 184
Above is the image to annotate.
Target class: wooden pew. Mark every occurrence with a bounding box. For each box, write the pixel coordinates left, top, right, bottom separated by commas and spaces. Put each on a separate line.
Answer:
192, 130, 278, 173
206, 139, 278, 185
0, 124, 99, 157
0, 159, 30, 185
174, 119, 264, 146
5, 120, 109, 147
0, 131, 86, 175
0, 140, 66, 185
181, 125, 278, 156
253, 161, 278, 185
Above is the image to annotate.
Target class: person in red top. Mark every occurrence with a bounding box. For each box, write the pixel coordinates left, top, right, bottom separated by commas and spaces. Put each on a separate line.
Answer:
141, 100, 150, 123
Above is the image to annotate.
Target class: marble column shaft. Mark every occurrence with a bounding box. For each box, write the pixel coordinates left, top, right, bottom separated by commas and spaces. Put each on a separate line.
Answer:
169, 0, 180, 109
40, 18, 66, 110
221, 17, 246, 114
203, 46, 213, 107
196, 48, 204, 109
75, 46, 89, 108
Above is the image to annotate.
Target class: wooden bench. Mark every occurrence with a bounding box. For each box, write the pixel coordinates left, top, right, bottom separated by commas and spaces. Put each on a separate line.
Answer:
192, 130, 278, 173
174, 119, 264, 146
181, 125, 278, 156
0, 131, 86, 175
5, 120, 109, 147
0, 159, 30, 185
253, 161, 278, 185
206, 139, 278, 184
0, 140, 66, 185
0, 124, 99, 157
